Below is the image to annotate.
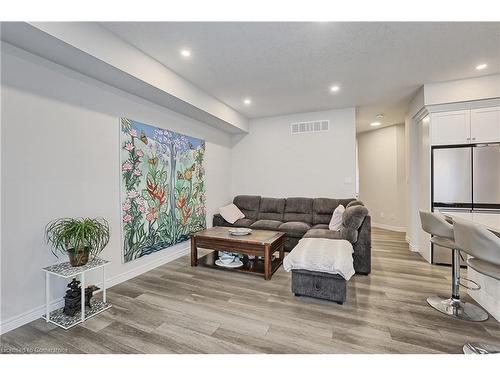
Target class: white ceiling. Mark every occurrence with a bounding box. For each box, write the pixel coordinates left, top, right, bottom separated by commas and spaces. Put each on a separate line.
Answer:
100, 22, 500, 132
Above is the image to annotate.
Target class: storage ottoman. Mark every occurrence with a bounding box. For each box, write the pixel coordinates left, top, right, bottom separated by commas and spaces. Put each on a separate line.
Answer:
283, 238, 355, 304
292, 269, 346, 304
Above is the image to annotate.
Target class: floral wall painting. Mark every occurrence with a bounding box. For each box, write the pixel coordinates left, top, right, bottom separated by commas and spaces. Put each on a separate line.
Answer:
120, 118, 206, 263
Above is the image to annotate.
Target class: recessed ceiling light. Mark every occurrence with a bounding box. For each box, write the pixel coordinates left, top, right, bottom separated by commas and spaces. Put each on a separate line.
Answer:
330, 85, 340, 93
475, 63, 487, 70
180, 49, 191, 57
243, 98, 252, 105
370, 122, 381, 127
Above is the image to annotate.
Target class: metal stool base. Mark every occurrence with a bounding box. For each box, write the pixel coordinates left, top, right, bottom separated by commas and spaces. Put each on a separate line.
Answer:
426, 296, 488, 322
463, 342, 500, 354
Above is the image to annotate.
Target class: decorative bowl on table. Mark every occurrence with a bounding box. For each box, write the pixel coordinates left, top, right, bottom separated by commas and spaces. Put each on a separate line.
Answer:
215, 258, 244, 268
216, 251, 244, 268
218, 254, 235, 264
228, 228, 252, 236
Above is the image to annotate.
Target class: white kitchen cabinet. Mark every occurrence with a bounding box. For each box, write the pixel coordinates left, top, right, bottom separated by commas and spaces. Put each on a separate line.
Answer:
430, 110, 471, 145
471, 106, 500, 143
430, 106, 500, 145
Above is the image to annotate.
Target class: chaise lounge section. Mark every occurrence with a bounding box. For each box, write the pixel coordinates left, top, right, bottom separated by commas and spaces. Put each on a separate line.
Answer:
213, 195, 371, 274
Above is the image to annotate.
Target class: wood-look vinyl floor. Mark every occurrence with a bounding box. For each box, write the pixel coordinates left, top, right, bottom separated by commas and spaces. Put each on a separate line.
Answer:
2, 228, 500, 354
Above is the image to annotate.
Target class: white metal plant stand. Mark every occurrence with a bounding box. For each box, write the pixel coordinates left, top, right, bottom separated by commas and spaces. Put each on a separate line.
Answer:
42, 257, 111, 329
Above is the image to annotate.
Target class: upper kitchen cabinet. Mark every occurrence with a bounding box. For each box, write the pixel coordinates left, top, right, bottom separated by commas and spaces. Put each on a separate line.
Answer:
470, 106, 500, 143
430, 106, 500, 145
430, 110, 470, 145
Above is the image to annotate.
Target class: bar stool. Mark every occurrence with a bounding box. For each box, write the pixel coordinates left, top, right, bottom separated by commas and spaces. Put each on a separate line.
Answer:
453, 217, 500, 354
419, 210, 487, 321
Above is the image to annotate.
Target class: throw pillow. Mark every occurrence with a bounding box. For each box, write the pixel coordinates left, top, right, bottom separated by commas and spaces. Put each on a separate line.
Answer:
329, 204, 345, 231
219, 203, 245, 224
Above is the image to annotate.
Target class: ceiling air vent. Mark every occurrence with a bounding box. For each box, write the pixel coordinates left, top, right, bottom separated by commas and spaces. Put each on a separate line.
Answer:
291, 120, 329, 135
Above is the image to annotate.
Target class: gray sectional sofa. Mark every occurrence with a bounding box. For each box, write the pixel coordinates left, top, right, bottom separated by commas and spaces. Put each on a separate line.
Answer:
213, 195, 371, 274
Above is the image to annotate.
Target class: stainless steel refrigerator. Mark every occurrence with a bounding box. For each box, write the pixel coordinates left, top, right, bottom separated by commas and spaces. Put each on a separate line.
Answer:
432, 143, 500, 265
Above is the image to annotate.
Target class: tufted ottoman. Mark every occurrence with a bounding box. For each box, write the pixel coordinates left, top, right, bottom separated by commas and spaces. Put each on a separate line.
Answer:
283, 238, 355, 304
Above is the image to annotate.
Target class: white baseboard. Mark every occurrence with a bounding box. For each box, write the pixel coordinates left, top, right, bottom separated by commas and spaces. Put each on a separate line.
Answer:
105, 245, 189, 288
408, 243, 419, 252
0, 299, 65, 335
405, 235, 419, 253
372, 222, 407, 233
0, 245, 189, 335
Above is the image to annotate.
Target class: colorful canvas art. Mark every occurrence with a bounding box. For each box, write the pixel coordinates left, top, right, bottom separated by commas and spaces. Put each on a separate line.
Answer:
120, 118, 206, 263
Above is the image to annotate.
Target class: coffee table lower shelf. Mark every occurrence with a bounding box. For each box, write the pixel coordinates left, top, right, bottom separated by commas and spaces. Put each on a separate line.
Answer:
198, 251, 283, 278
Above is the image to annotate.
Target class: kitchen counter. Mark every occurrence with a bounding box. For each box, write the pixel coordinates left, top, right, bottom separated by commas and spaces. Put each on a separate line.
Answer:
443, 211, 500, 322
443, 212, 500, 234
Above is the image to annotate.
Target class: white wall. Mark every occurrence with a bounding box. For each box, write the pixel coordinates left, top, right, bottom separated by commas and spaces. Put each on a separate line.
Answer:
357, 124, 406, 231
406, 116, 422, 253
0, 44, 233, 333
230, 108, 357, 199
424, 74, 500, 106
405, 115, 433, 262
416, 117, 431, 262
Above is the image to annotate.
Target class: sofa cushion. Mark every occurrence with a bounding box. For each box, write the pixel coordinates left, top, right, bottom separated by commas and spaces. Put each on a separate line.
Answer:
251, 219, 283, 231
341, 205, 369, 243
284, 197, 313, 223
278, 221, 311, 238
258, 198, 285, 221
233, 218, 256, 228
303, 229, 343, 240
312, 224, 329, 230
233, 195, 261, 220
313, 198, 355, 225
338, 198, 356, 207
213, 214, 255, 228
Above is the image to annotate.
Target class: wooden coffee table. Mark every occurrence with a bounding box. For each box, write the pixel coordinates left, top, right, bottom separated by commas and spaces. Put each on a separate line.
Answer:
191, 227, 285, 280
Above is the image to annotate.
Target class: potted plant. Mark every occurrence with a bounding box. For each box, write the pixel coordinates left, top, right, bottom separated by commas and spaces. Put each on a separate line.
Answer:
45, 217, 110, 267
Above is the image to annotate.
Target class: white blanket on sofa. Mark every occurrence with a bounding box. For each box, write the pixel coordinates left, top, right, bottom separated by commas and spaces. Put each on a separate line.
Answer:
283, 238, 355, 280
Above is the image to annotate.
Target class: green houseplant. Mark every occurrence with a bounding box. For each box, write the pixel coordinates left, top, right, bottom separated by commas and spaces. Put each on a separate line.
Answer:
45, 217, 110, 267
